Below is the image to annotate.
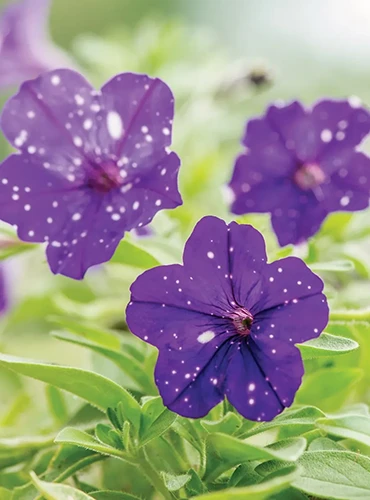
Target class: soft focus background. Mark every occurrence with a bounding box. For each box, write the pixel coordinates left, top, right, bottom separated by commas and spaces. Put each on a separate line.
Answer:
1, 0, 370, 489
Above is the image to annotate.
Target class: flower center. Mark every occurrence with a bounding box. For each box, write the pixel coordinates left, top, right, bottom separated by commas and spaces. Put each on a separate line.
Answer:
87, 162, 123, 193
231, 307, 254, 335
294, 163, 325, 190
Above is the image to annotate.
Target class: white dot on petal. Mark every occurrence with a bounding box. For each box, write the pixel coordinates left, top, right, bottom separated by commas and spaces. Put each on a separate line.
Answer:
321, 129, 332, 142
51, 75, 61, 85
155, 199, 162, 206
145, 134, 153, 142
162, 127, 170, 136
349, 95, 362, 108
106, 205, 113, 213
248, 383, 255, 391
161, 168, 167, 176
27, 145, 36, 154
107, 111, 123, 140
83, 119, 93, 130
75, 94, 85, 105
207, 251, 215, 259
28, 230, 35, 236
340, 195, 350, 207
278, 267, 283, 273
133, 201, 140, 210
73, 137, 83, 147
197, 330, 215, 344
141, 125, 148, 133
47, 217, 53, 223
249, 398, 255, 405
24, 204, 31, 211
112, 213, 120, 221
72, 213, 81, 221
269, 277, 274, 282
2, 179, 8, 185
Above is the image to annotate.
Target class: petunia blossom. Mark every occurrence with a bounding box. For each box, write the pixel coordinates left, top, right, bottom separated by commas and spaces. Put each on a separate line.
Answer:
0, 0, 73, 88
0, 69, 182, 279
228, 99, 370, 246
126, 216, 329, 421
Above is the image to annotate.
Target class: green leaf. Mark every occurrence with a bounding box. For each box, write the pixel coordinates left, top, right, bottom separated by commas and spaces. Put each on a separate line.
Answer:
140, 397, 177, 446
296, 368, 363, 412
52, 330, 154, 394
294, 450, 370, 499
0, 241, 36, 261
193, 466, 297, 499
46, 385, 68, 425
91, 492, 141, 500
55, 428, 127, 461
316, 415, 370, 447
229, 462, 262, 488
204, 434, 306, 482
310, 260, 355, 272
30, 471, 95, 499
185, 469, 207, 496
298, 333, 359, 359
111, 239, 160, 268
0, 487, 11, 499
241, 406, 325, 439
162, 471, 191, 492
308, 437, 347, 452
0, 353, 141, 427
50, 316, 121, 350
201, 412, 242, 435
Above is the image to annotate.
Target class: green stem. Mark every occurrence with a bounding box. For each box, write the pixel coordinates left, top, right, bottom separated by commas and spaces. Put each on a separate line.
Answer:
330, 309, 370, 322
136, 448, 175, 500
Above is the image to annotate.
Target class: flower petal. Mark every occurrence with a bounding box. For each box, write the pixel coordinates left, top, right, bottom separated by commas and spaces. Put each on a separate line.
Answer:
228, 221, 266, 310
155, 339, 230, 418
101, 73, 174, 158
230, 153, 299, 214
228, 340, 304, 420
225, 343, 285, 421
0, 154, 88, 243
266, 101, 320, 163
182, 216, 236, 313
312, 99, 370, 160
271, 200, 327, 246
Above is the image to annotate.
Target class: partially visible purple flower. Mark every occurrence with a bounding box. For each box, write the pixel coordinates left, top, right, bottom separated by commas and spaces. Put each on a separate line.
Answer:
0, 264, 8, 313
0, 0, 73, 88
0, 69, 182, 279
228, 99, 370, 246
132, 225, 154, 239
126, 216, 328, 421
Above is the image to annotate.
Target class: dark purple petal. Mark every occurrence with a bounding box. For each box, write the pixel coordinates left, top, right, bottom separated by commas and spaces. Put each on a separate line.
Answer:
0, 154, 86, 243
266, 101, 320, 163
271, 200, 327, 246
155, 340, 230, 418
101, 73, 174, 158
132, 225, 154, 239
230, 153, 299, 214
312, 99, 370, 160
228, 221, 266, 310
226, 340, 304, 420
0, 69, 182, 278
182, 216, 236, 313
225, 342, 287, 421
256, 257, 325, 310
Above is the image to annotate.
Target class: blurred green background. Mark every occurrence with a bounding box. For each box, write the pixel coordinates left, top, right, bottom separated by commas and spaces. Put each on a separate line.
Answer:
1, 0, 370, 441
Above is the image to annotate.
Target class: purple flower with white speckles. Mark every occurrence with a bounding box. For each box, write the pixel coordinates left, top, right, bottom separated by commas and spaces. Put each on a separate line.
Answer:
228, 99, 370, 246
126, 216, 329, 421
0, 69, 182, 279
0, 0, 73, 88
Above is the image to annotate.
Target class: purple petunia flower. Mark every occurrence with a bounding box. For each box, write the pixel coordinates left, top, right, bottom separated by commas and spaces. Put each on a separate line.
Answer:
0, 0, 73, 88
228, 99, 370, 246
0, 69, 182, 279
0, 264, 8, 313
126, 216, 329, 421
